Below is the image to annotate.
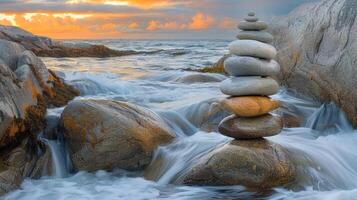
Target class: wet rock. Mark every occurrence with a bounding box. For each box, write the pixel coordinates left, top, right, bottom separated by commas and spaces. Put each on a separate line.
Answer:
229, 40, 277, 59
180, 139, 296, 188
220, 76, 280, 96
224, 55, 280, 76
220, 96, 281, 117
0, 139, 52, 195
0, 25, 139, 58
0, 25, 52, 52
218, 114, 283, 139
236, 31, 274, 43
60, 100, 175, 172
199, 54, 231, 74
271, 0, 357, 127
34, 44, 139, 58
174, 73, 226, 83
0, 40, 78, 148
238, 21, 268, 31
70, 79, 114, 96
0, 39, 25, 70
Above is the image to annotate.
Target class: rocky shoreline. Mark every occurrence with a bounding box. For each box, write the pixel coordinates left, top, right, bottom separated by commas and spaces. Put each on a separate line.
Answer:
0, 0, 356, 197
0, 38, 79, 194
0, 25, 141, 58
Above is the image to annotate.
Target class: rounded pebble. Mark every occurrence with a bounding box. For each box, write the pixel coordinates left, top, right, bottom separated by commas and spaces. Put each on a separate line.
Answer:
220, 76, 280, 96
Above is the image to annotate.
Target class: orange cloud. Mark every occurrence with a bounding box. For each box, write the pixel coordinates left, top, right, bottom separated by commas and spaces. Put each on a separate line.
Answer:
146, 20, 160, 31
219, 17, 236, 29
128, 22, 139, 29
66, 0, 176, 8
145, 13, 214, 31
188, 13, 214, 30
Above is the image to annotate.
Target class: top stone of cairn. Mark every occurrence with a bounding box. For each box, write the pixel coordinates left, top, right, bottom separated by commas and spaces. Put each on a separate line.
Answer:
239, 12, 268, 31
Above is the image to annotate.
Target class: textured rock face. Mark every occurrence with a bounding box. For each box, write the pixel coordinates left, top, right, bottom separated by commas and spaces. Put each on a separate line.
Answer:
0, 39, 78, 148
180, 139, 296, 188
0, 25, 53, 52
271, 0, 357, 126
60, 100, 175, 172
0, 139, 52, 195
0, 39, 78, 195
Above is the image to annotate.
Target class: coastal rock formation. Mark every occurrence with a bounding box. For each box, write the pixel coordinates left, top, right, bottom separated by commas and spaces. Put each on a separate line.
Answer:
181, 139, 296, 188
189, 12, 296, 189
0, 39, 78, 194
0, 39, 78, 148
0, 25, 139, 58
34, 43, 139, 58
60, 100, 175, 172
271, 0, 357, 127
218, 12, 283, 140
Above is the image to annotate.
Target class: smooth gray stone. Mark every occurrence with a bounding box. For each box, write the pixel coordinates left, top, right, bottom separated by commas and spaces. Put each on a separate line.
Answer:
224, 56, 280, 76
220, 76, 279, 96
229, 40, 277, 59
244, 17, 259, 22
238, 21, 268, 31
248, 12, 256, 16
236, 31, 273, 43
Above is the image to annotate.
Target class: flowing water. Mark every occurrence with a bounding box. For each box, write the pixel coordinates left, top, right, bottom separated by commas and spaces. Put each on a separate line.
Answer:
3, 40, 357, 200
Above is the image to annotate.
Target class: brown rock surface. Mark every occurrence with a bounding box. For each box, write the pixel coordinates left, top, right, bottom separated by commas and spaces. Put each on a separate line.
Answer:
180, 139, 296, 188
0, 40, 78, 148
60, 100, 175, 172
221, 96, 281, 117
271, 0, 357, 127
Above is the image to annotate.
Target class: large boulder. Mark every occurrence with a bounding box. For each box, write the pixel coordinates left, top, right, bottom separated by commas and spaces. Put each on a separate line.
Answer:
59, 100, 176, 172
271, 0, 357, 127
0, 39, 78, 195
0, 39, 78, 148
180, 139, 296, 188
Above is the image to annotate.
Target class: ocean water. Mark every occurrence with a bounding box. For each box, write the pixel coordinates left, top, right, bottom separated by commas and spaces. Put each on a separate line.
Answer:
3, 40, 357, 200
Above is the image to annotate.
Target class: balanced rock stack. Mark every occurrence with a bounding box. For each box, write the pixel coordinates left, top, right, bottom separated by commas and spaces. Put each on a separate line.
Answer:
218, 12, 282, 139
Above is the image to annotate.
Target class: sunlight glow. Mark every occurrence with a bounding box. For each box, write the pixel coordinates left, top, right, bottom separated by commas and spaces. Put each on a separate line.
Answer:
0, 14, 17, 26
52, 13, 93, 19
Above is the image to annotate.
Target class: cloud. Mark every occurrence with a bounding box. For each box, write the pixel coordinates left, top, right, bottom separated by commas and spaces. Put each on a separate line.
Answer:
65, 0, 183, 8
0, 0, 319, 39
128, 22, 139, 29
188, 13, 214, 30
146, 20, 159, 31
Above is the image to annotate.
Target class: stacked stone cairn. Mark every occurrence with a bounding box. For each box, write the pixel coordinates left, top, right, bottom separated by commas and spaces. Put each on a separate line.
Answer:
218, 12, 283, 139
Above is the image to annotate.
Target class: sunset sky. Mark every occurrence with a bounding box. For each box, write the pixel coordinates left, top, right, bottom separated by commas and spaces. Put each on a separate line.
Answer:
0, 0, 317, 39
